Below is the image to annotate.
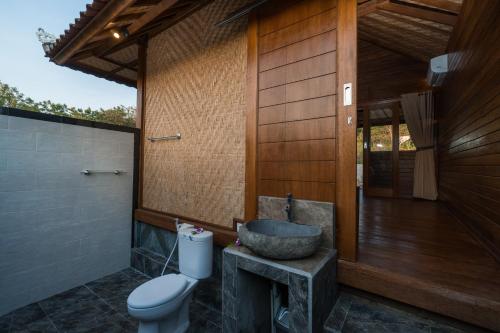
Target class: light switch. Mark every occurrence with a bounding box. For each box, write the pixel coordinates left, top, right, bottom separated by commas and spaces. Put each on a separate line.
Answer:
343, 83, 352, 106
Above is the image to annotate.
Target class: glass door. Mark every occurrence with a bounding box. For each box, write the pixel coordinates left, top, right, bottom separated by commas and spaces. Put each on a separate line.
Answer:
362, 102, 399, 197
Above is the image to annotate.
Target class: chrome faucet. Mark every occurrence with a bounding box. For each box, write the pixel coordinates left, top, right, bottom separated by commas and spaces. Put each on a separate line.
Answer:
284, 193, 293, 222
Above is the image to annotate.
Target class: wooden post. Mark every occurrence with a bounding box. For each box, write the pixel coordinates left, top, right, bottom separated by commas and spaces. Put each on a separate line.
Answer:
336, 0, 358, 261
244, 12, 259, 221
137, 37, 148, 209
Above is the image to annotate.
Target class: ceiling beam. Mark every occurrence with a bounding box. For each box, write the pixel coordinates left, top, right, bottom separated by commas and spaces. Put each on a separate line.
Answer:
95, 1, 210, 58
101, 56, 138, 71
362, 15, 448, 50
53, 0, 136, 65
375, 10, 451, 35
358, 0, 388, 17
67, 61, 136, 87
377, 2, 457, 26
93, 0, 179, 57
128, 0, 179, 35
407, 0, 461, 14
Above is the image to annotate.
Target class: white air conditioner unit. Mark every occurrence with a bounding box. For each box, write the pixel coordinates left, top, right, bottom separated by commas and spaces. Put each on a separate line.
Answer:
426, 54, 448, 87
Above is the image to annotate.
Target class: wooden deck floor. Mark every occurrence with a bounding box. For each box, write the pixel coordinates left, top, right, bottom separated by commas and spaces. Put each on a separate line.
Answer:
338, 195, 500, 331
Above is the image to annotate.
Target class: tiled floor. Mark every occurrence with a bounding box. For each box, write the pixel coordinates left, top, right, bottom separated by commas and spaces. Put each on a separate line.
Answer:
2, 268, 491, 333
324, 287, 492, 333
0, 268, 222, 333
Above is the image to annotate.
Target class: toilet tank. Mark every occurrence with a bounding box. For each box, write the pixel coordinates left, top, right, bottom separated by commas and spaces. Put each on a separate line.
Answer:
178, 226, 213, 279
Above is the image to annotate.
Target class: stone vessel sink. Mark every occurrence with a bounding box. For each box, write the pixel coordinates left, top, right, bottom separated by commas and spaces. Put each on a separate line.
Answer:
238, 219, 322, 260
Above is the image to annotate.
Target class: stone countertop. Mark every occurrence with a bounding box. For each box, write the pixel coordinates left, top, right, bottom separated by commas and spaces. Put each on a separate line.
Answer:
224, 244, 336, 278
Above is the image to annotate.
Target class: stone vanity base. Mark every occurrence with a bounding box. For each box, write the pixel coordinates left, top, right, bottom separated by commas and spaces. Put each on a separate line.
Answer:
223, 245, 337, 333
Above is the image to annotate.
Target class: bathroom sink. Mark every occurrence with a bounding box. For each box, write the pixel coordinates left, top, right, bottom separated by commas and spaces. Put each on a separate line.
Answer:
238, 219, 322, 260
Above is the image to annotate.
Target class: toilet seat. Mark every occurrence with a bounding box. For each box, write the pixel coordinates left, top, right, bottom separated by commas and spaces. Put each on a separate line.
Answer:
128, 274, 187, 309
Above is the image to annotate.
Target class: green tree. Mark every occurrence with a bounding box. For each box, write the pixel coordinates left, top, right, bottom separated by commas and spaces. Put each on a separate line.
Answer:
0, 81, 136, 127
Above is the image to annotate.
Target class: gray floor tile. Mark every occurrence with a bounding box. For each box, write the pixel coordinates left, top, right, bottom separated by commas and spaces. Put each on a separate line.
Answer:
9, 317, 58, 333
38, 286, 100, 315
9, 304, 46, 329
324, 290, 490, 333
0, 314, 12, 333
0, 268, 225, 333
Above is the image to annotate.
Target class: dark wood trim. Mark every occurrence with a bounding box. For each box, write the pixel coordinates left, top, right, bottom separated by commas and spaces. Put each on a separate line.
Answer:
358, 0, 387, 17
338, 259, 500, 331
244, 11, 259, 221
137, 37, 148, 209
134, 208, 237, 246
336, 0, 358, 261
377, 2, 457, 26
362, 106, 369, 192
392, 103, 400, 198
65, 61, 136, 88
403, 0, 461, 14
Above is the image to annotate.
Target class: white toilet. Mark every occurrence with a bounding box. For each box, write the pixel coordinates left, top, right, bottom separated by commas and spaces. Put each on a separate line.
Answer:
128, 226, 213, 333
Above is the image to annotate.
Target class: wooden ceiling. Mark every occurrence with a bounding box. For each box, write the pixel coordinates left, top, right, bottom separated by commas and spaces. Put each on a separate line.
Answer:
45, 0, 212, 87
358, 0, 462, 62
46, 0, 463, 88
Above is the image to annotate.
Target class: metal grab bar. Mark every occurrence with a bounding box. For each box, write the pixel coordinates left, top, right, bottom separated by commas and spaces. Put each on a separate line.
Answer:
80, 169, 125, 175
147, 133, 181, 142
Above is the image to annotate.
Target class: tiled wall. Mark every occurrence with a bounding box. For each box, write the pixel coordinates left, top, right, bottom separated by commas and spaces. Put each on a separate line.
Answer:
0, 114, 135, 316
131, 221, 223, 312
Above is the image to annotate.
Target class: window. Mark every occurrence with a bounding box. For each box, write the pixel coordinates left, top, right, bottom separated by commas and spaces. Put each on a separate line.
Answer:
370, 125, 393, 152
399, 123, 416, 151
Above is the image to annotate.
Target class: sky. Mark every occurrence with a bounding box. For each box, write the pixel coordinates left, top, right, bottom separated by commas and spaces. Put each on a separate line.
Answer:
0, 0, 136, 110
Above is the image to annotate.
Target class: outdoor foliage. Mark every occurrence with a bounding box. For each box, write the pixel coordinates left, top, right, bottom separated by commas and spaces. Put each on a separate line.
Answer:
0, 81, 136, 127
356, 123, 416, 163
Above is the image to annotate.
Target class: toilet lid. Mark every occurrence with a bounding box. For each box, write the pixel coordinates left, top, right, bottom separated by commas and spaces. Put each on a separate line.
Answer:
127, 274, 188, 309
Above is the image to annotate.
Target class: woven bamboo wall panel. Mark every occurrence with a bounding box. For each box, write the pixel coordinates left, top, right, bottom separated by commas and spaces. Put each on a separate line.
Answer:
142, 0, 248, 228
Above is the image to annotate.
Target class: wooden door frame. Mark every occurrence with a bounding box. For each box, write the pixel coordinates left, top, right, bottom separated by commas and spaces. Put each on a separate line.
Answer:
336, 0, 358, 262
361, 101, 401, 198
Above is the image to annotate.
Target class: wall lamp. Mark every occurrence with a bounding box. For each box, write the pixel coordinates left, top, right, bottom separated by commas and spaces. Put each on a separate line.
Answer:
111, 27, 129, 39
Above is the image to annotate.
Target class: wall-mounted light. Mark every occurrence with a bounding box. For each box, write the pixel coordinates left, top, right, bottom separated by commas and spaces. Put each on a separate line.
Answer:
111, 27, 129, 39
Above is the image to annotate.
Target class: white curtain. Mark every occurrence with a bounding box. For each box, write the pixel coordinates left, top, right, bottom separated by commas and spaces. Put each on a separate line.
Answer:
401, 91, 438, 200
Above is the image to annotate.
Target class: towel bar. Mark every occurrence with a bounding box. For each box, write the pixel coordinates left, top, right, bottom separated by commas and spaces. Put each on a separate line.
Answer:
80, 169, 125, 175
147, 133, 181, 142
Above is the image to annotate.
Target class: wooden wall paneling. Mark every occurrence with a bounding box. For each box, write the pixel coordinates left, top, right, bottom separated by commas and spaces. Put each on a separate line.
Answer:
437, 0, 500, 261
358, 40, 428, 104
256, 0, 338, 204
258, 9, 337, 54
259, 161, 335, 182
259, 0, 336, 36
336, 0, 358, 261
